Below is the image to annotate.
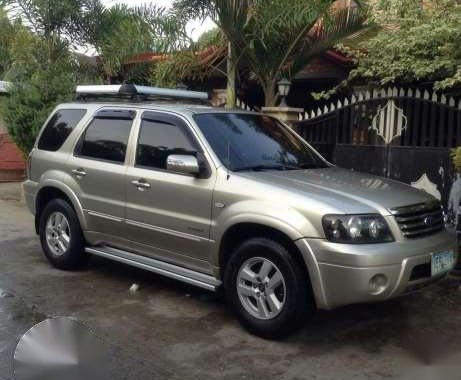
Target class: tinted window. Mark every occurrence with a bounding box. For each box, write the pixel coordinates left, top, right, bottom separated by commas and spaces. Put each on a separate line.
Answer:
136, 119, 197, 170
77, 117, 133, 163
38, 109, 87, 151
194, 113, 328, 171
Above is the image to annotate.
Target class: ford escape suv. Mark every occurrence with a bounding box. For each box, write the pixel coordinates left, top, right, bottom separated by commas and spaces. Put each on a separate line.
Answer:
23, 85, 458, 338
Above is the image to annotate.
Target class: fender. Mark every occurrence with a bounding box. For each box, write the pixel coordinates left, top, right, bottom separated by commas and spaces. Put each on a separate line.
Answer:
209, 200, 320, 267
36, 177, 87, 230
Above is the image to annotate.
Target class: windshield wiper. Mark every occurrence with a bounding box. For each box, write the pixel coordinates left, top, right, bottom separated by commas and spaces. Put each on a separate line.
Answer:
232, 164, 288, 172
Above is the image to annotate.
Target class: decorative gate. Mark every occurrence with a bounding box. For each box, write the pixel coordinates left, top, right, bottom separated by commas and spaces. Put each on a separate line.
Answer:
297, 87, 461, 216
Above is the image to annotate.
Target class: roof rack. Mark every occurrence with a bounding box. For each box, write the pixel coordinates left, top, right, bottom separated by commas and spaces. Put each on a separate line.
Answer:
75, 84, 210, 104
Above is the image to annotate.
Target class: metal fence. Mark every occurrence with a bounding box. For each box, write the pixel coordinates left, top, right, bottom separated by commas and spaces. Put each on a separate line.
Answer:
297, 87, 461, 217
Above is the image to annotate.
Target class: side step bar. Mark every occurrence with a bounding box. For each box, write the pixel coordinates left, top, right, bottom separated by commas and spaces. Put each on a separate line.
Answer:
85, 246, 222, 292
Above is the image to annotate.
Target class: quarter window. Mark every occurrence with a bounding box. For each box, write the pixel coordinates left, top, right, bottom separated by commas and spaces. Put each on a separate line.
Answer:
76, 110, 134, 163
136, 118, 198, 170
38, 109, 87, 151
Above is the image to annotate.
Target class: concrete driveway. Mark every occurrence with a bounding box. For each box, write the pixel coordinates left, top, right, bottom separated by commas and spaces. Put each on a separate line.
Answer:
1, 182, 461, 380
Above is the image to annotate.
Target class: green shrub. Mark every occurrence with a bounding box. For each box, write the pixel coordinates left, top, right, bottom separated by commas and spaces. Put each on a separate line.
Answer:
0, 96, 6, 131
451, 147, 461, 173
5, 65, 74, 154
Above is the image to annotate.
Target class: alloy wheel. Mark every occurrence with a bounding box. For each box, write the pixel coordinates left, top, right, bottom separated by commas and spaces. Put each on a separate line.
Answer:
236, 257, 286, 320
45, 212, 71, 257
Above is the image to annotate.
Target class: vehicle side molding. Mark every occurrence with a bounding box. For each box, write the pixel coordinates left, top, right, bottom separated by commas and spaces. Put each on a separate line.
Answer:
86, 246, 221, 291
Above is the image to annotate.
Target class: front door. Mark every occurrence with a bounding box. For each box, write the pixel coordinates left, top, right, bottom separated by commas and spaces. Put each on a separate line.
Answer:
125, 111, 215, 269
66, 108, 136, 237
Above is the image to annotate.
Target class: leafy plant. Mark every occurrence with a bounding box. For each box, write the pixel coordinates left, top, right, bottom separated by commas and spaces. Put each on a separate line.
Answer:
150, 28, 227, 88
451, 147, 461, 172
5, 61, 75, 153
173, 0, 258, 107
88, 4, 188, 83
0, 6, 15, 78
348, 0, 461, 91
1, 0, 102, 153
2, 0, 101, 44
244, 0, 369, 106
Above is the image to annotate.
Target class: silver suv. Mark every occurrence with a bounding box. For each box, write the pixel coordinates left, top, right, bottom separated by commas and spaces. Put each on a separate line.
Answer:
23, 85, 457, 338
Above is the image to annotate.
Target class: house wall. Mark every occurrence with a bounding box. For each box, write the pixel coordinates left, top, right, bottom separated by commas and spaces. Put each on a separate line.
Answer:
0, 95, 26, 182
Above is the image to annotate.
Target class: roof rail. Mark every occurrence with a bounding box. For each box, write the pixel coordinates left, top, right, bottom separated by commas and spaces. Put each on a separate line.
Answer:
75, 84, 210, 103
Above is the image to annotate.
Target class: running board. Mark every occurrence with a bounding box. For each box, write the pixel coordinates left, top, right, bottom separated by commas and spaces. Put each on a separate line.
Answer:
85, 246, 221, 292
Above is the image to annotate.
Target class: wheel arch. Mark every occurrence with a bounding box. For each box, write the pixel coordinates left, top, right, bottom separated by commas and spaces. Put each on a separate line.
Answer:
35, 181, 86, 234
218, 222, 310, 286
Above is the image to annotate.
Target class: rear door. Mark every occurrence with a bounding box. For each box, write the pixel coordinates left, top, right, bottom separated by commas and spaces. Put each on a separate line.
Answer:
66, 108, 136, 237
125, 111, 215, 270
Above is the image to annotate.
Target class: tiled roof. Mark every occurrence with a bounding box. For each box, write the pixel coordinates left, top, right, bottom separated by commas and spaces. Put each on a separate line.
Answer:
0, 132, 26, 171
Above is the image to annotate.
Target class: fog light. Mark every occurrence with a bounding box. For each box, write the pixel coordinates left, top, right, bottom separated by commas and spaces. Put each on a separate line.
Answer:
369, 274, 388, 295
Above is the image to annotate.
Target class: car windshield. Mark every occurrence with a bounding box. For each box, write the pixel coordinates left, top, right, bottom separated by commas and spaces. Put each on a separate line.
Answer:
193, 113, 329, 172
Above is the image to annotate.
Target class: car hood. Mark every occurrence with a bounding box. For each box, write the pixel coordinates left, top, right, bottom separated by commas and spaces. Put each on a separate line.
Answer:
242, 167, 435, 214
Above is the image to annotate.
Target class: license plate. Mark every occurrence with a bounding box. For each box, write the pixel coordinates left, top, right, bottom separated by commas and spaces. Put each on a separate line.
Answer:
431, 251, 455, 276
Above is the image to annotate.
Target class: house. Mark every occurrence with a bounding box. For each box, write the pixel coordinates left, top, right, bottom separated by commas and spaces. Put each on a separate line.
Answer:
118, 47, 355, 110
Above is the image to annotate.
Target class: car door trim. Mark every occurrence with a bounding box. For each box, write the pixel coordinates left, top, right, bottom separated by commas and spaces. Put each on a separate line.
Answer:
125, 218, 213, 243
87, 210, 123, 223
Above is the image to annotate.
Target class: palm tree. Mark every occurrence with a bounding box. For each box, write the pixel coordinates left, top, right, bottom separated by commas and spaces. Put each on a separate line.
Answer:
173, 0, 257, 108
174, 0, 369, 107
246, 0, 369, 106
89, 4, 188, 84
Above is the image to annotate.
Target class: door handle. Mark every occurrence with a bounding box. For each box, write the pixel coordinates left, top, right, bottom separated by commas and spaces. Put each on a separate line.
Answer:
131, 179, 151, 190
72, 168, 87, 177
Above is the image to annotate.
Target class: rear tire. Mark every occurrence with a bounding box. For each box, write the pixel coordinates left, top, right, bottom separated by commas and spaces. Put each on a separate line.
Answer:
39, 198, 88, 270
224, 237, 314, 339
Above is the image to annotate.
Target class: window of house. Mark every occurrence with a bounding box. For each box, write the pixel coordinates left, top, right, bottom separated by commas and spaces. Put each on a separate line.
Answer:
136, 116, 198, 170
75, 110, 135, 164
37, 109, 87, 151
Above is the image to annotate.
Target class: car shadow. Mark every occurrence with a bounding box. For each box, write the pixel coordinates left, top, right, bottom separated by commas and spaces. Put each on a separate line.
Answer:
86, 254, 461, 364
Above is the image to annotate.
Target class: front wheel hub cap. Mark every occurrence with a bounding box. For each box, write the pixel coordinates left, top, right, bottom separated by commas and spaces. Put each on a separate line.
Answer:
45, 212, 71, 257
236, 257, 286, 320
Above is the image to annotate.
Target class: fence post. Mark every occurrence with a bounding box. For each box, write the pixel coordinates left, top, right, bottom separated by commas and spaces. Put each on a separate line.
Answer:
261, 106, 304, 128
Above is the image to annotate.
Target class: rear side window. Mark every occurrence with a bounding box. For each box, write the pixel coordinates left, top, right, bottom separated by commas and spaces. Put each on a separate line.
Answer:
136, 117, 198, 170
37, 109, 87, 151
75, 109, 135, 164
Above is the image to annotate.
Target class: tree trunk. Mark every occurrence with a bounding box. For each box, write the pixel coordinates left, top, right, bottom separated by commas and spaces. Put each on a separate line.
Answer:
263, 81, 278, 107
226, 41, 236, 109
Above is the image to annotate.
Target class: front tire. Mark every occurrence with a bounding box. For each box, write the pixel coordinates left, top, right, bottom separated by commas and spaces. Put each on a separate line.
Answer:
39, 199, 88, 270
224, 237, 314, 339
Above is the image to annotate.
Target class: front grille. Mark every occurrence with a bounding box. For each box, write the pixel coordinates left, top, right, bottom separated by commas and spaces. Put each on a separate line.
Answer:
391, 201, 445, 239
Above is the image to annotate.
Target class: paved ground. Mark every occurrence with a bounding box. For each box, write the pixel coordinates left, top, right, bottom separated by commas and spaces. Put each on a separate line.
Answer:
1, 182, 461, 380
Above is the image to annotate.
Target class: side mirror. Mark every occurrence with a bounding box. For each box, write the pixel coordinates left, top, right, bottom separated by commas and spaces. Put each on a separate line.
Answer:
167, 155, 200, 176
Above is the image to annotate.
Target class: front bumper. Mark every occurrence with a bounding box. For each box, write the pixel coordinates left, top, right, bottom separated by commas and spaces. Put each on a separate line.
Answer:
22, 180, 38, 214
296, 229, 457, 310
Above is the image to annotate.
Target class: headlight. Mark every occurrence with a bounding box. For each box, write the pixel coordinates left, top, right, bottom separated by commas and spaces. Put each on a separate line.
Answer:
322, 214, 394, 244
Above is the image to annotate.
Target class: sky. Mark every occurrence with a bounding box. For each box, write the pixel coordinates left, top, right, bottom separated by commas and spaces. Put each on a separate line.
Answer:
102, 0, 216, 40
